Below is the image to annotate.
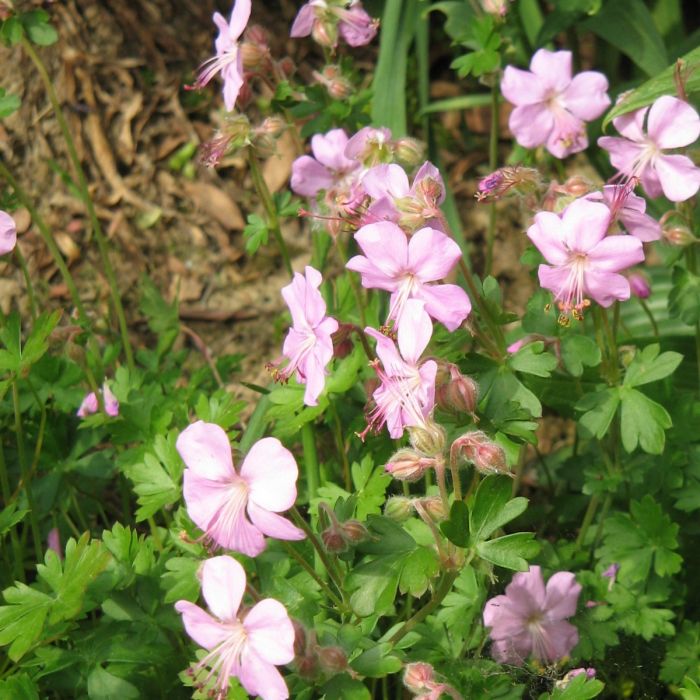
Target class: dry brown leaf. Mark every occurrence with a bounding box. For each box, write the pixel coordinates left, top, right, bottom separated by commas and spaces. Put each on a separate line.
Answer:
183, 181, 245, 231
262, 130, 296, 194
55, 232, 81, 264
116, 92, 144, 165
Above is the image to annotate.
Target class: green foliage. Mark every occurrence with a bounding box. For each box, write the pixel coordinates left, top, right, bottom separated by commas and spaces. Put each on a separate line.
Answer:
450, 15, 502, 78
544, 673, 605, 699
660, 621, 700, 685
0, 87, 21, 119
561, 334, 602, 377
20, 10, 58, 46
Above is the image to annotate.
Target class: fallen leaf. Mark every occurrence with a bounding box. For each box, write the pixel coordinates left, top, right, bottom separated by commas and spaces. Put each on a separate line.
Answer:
183, 181, 245, 230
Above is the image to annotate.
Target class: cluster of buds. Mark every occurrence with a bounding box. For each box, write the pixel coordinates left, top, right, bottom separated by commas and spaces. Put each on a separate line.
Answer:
404, 662, 461, 700
318, 502, 369, 553
293, 622, 349, 679
450, 431, 511, 477
199, 114, 252, 167
435, 363, 479, 417
475, 166, 541, 203
541, 175, 595, 212
312, 64, 354, 101
385, 448, 439, 482
383, 495, 447, 523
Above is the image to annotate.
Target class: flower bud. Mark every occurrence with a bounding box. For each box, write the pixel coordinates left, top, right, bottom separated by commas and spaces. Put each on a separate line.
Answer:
321, 525, 348, 553
418, 496, 447, 521
555, 667, 596, 689
561, 175, 593, 198
394, 137, 425, 168
312, 18, 338, 48
663, 225, 694, 246
475, 166, 540, 202
341, 519, 369, 544
240, 35, 270, 71
384, 496, 413, 522
277, 56, 296, 78
403, 662, 435, 693
451, 431, 511, 476
292, 620, 308, 657
331, 323, 354, 359
313, 65, 354, 101
435, 363, 479, 415
296, 654, 319, 679
628, 272, 651, 299
385, 448, 436, 481
317, 645, 348, 674
408, 421, 447, 456
257, 116, 286, 137
481, 0, 511, 16
47, 527, 62, 560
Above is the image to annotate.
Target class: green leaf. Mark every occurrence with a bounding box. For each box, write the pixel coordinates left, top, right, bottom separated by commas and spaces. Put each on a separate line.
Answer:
0, 88, 20, 119
669, 266, 700, 326
20, 310, 61, 371
20, 10, 58, 46
660, 621, 700, 685
161, 557, 200, 604
623, 344, 683, 387
86, 666, 140, 700
476, 532, 540, 571
0, 584, 52, 661
243, 213, 269, 254
607, 584, 675, 640
604, 45, 700, 127
560, 335, 601, 377
421, 93, 493, 115
469, 476, 529, 543
581, 0, 667, 77
436, 565, 482, 636
619, 387, 672, 454
0, 673, 40, 700
508, 340, 558, 377
398, 546, 439, 597
320, 674, 371, 700
426, 1, 476, 42
576, 389, 619, 439
350, 643, 402, 677
347, 556, 402, 617
0, 502, 29, 536
680, 677, 700, 700
547, 673, 604, 699
0, 17, 24, 46
597, 495, 682, 584
441, 500, 470, 547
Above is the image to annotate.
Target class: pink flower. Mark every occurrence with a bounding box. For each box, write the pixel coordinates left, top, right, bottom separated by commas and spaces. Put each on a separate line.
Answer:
361, 161, 446, 230
291, 129, 361, 199
177, 422, 304, 556
527, 198, 644, 321
345, 126, 393, 166
290, 0, 378, 48
598, 95, 700, 202
483, 565, 582, 665
586, 184, 661, 242
76, 383, 119, 418
176, 556, 295, 700
362, 299, 437, 439
629, 272, 651, 299
269, 266, 339, 406
501, 49, 610, 158
347, 221, 471, 332
190, 0, 251, 111
0, 210, 17, 255
47, 528, 62, 560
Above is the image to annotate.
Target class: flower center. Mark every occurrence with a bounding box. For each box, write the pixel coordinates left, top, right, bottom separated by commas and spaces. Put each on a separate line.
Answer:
193, 620, 248, 699
554, 252, 590, 325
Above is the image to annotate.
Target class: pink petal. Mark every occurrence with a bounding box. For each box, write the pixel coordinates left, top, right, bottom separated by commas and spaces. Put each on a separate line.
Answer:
281, 266, 326, 330
290, 156, 333, 197
654, 154, 700, 202
228, 0, 251, 40
543, 571, 581, 621
501, 66, 548, 106
200, 555, 246, 622
338, 6, 377, 46
346, 254, 400, 291
639, 163, 663, 199
102, 383, 119, 417
311, 129, 355, 172
611, 105, 648, 142
177, 421, 235, 483
414, 283, 471, 332
546, 110, 587, 159
647, 95, 700, 149
490, 636, 530, 665
562, 199, 610, 252
240, 437, 298, 511
221, 55, 244, 111
77, 392, 98, 418
238, 647, 290, 700
583, 269, 630, 307
244, 599, 296, 665
561, 71, 610, 121
530, 49, 572, 92
411, 162, 445, 203
586, 235, 644, 272
483, 594, 509, 628
397, 299, 432, 364
290, 4, 315, 37
509, 104, 554, 149
407, 227, 461, 281
508, 566, 546, 608
362, 164, 409, 200
247, 502, 305, 541
537, 619, 579, 662
538, 264, 570, 298
174, 600, 230, 650
597, 136, 645, 177
365, 327, 405, 376
0, 211, 17, 256
619, 207, 661, 241
527, 212, 568, 265
353, 221, 409, 279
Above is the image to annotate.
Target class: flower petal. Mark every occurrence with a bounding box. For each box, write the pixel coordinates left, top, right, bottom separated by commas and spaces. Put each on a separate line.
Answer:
583, 269, 630, 307
247, 502, 305, 541
221, 56, 244, 111
508, 566, 547, 608
362, 164, 409, 200
311, 128, 355, 172
561, 71, 610, 121
174, 600, 230, 650
501, 66, 547, 106
0, 210, 17, 256
290, 4, 315, 37
240, 437, 299, 511
647, 95, 700, 149
597, 136, 645, 177
586, 235, 644, 272
562, 199, 610, 252
527, 212, 568, 265
177, 421, 235, 483
200, 555, 246, 622
228, 0, 251, 40
543, 571, 582, 621
509, 104, 554, 149
611, 105, 648, 142
414, 283, 471, 332
352, 221, 408, 279
290, 156, 333, 197
397, 299, 432, 363
654, 154, 700, 202
238, 648, 290, 700
407, 227, 461, 281
530, 49, 572, 92
244, 599, 296, 664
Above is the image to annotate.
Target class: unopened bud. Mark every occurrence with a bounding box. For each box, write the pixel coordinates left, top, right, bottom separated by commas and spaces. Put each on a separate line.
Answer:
292, 620, 307, 657
555, 667, 597, 689
408, 421, 447, 456
394, 137, 425, 168
386, 448, 436, 481
341, 519, 369, 544
628, 272, 651, 299
561, 175, 593, 198
277, 56, 296, 78
475, 166, 540, 202
331, 323, 354, 359
321, 526, 348, 553
451, 431, 511, 476
296, 655, 318, 679
663, 225, 694, 246
313, 65, 354, 100
317, 646, 348, 673
404, 662, 435, 693
481, 0, 511, 16
240, 39, 270, 71
257, 116, 286, 137
312, 18, 337, 48
419, 496, 447, 521
384, 496, 413, 522
435, 363, 479, 415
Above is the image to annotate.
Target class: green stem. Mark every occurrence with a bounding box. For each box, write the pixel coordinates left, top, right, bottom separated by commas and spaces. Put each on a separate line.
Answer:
484, 82, 500, 277
687, 247, 700, 394
336, 238, 368, 328
389, 570, 459, 645
301, 422, 319, 501
281, 541, 345, 610
576, 493, 600, 548
0, 441, 24, 581
434, 457, 450, 510
449, 453, 462, 501
329, 403, 351, 491
638, 298, 659, 339
12, 382, 42, 562
22, 39, 134, 371
247, 150, 293, 277
13, 246, 37, 321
